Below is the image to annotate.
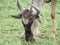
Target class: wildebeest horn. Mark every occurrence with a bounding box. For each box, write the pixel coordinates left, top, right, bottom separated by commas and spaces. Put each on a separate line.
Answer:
28, 2, 40, 14
17, 0, 25, 12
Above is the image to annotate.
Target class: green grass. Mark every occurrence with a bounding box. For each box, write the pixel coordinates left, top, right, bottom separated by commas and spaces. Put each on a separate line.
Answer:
0, 0, 60, 45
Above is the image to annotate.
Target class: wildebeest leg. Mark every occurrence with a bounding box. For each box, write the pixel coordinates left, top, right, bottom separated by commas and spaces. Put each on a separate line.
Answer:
40, 13, 47, 23
31, 19, 40, 39
50, 0, 57, 39
20, 31, 25, 38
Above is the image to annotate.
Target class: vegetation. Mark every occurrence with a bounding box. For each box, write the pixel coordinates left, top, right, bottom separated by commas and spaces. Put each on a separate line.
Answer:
0, 0, 60, 45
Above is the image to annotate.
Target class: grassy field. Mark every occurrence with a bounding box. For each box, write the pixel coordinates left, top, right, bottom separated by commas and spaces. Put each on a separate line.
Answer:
0, 0, 60, 45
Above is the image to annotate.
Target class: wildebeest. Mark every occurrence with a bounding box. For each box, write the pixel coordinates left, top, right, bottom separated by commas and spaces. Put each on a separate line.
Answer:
30, 0, 57, 40
11, 0, 57, 41
11, 0, 41, 41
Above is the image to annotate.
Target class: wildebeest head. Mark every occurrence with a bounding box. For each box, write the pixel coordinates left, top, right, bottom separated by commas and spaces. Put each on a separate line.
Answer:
17, 0, 40, 41
13, 0, 40, 41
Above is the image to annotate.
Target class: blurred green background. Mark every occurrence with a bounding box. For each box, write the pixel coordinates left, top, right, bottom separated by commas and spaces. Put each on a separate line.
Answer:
0, 0, 60, 45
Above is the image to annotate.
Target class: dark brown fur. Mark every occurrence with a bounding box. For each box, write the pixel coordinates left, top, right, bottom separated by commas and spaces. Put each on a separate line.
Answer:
45, 0, 51, 3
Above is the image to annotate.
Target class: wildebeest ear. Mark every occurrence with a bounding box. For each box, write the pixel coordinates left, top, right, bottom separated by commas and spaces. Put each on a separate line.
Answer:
11, 14, 22, 19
